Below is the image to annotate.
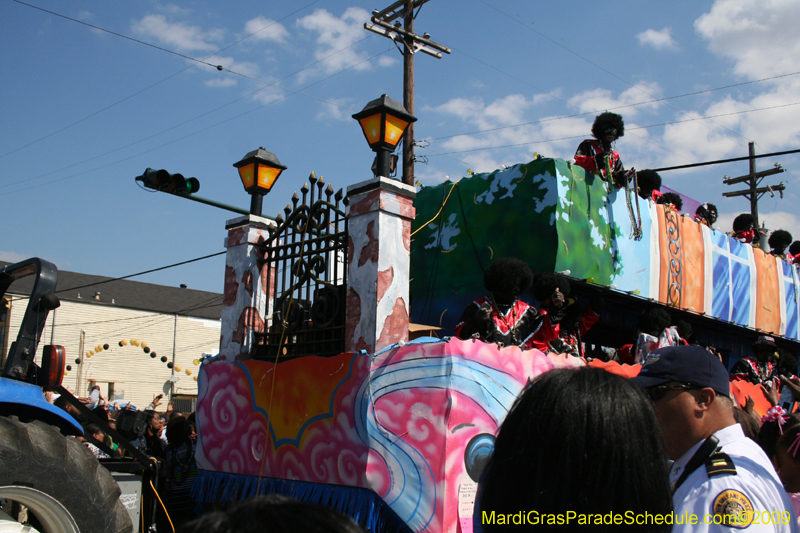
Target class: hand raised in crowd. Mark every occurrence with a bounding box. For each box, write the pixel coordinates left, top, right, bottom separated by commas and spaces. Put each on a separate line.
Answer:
779, 374, 800, 402
760, 380, 780, 407
743, 395, 755, 415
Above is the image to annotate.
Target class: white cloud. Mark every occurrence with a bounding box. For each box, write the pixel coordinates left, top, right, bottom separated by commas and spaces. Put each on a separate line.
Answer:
637, 28, 677, 50
205, 78, 237, 88
316, 98, 351, 121
695, 0, 800, 79
567, 81, 664, 117
131, 14, 223, 52
295, 8, 383, 81
244, 17, 290, 44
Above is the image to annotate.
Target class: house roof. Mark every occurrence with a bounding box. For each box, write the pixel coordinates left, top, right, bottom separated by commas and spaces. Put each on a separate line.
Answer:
0, 261, 223, 320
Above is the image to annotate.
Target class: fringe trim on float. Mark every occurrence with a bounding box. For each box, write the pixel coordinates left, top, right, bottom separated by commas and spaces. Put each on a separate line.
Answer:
192, 470, 413, 533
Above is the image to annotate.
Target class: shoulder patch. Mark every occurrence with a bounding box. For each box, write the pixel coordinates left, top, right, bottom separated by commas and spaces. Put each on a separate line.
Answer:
705, 451, 737, 477
712, 490, 754, 529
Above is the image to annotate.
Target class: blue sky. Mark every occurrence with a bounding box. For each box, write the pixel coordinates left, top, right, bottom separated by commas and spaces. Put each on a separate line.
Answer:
2, 0, 799, 293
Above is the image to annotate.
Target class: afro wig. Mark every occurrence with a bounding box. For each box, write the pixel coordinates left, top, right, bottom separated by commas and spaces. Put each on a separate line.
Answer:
768, 229, 793, 255
733, 213, 756, 233
657, 192, 683, 211
695, 203, 718, 225
637, 308, 672, 337
790, 241, 800, 257
591, 112, 625, 140
483, 257, 534, 297
533, 273, 571, 303
636, 169, 662, 200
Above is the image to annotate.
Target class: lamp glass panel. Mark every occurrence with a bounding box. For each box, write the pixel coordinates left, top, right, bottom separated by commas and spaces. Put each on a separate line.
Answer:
359, 114, 383, 145
238, 163, 255, 189
257, 165, 282, 191
384, 115, 409, 148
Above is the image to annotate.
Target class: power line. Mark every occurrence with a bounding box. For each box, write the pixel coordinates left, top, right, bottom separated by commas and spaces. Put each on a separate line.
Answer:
0, 36, 373, 190
423, 100, 800, 156
1, 0, 323, 160
3, 47, 393, 195
652, 148, 800, 172
425, 70, 800, 142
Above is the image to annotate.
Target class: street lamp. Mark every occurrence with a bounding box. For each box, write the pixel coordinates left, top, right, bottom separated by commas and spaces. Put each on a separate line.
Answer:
352, 94, 416, 179
233, 147, 287, 217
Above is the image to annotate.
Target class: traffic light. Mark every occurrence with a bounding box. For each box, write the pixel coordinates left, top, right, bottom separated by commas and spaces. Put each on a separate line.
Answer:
135, 168, 200, 194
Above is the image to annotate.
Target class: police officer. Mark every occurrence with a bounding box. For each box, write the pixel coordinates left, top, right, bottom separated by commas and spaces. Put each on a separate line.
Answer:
632, 345, 799, 532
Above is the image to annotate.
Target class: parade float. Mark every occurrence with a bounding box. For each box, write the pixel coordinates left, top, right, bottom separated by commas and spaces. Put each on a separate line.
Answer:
191, 155, 800, 532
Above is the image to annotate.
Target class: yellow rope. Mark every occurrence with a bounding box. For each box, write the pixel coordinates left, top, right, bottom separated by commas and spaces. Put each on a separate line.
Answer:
149, 477, 174, 533
410, 181, 458, 237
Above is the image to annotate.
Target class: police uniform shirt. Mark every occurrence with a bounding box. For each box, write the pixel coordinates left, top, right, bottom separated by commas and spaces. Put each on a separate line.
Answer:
670, 424, 799, 532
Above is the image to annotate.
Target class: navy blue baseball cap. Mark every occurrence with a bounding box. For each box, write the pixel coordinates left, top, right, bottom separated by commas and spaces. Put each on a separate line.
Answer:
630, 345, 731, 398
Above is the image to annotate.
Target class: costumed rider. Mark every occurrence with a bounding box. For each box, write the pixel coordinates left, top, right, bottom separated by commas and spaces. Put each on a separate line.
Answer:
695, 203, 718, 229
732, 213, 765, 246
636, 169, 663, 202
524, 273, 601, 353
544, 295, 604, 359
454, 258, 543, 348
730, 335, 780, 385
789, 241, 800, 265
769, 229, 793, 260
574, 112, 629, 188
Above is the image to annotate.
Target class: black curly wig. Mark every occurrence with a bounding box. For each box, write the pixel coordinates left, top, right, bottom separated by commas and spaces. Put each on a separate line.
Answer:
769, 229, 793, 255
695, 203, 718, 225
637, 308, 672, 337
591, 112, 625, 141
657, 192, 683, 211
733, 213, 756, 233
790, 241, 800, 257
533, 273, 571, 303
483, 257, 534, 297
636, 169, 662, 200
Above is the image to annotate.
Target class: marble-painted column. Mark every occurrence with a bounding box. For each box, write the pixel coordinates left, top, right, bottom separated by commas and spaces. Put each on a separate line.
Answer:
220, 214, 277, 362
345, 176, 416, 354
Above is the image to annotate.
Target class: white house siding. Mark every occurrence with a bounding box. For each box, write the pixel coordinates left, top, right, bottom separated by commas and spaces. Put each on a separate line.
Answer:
5, 296, 220, 411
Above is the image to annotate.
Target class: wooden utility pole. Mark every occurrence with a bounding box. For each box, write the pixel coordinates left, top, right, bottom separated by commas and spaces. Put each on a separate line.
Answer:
365, 0, 450, 185
723, 142, 786, 240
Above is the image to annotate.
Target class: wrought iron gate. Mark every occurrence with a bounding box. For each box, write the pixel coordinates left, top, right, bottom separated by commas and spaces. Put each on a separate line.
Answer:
253, 173, 348, 361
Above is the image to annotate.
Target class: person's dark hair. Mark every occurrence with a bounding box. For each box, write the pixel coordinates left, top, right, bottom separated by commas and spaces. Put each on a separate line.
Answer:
695, 203, 718, 225
637, 308, 672, 337
657, 192, 683, 211
758, 413, 800, 461
769, 229, 793, 255
591, 112, 625, 140
636, 169, 661, 199
82, 423, 102, 437
483, 257, 533, 297
778, 349, 798, 377
733, 213, 756, 233
559, 302, 585, 335
92, 405, 109, 422
177, 494, 367, 533
480, 367, 673, 531
790, 241, 800, 257
166, 415, 192, 448
54, 395, 70, 411
533, 273, 571, 303
673, 317, 692, 342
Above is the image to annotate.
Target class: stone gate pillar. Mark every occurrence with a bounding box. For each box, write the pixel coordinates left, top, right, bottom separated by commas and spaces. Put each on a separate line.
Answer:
219, 214, 277, 362
345, 176, 416, 354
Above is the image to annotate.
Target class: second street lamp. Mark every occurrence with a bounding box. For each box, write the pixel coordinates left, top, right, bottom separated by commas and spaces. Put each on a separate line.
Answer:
352, 94, 416, 180
233, 147, 287, 217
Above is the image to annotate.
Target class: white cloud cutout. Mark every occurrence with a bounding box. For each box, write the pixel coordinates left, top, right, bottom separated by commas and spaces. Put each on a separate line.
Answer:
244, 16, 290, 44
295, 8, 384, 82
637, 28, 677, 50
131, 14, 223, 53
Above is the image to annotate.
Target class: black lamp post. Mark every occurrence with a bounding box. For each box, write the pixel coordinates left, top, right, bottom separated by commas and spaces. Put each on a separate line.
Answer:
233, 147, 286, 217
352, 94, 416, 179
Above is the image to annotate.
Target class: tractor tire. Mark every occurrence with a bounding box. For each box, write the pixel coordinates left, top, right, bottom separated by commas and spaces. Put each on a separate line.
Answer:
0, 416, 132, 533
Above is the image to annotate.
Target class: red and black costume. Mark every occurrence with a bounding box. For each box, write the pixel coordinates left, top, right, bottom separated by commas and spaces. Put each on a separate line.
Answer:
730, 356, 777, 385
574, 140, 626, 187
528, 306, 599, 356
455, 296, 542, 348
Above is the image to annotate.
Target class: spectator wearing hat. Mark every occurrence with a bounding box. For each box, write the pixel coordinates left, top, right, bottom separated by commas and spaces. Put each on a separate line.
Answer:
731, 336, 780, 385
632, 345, 798, 532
